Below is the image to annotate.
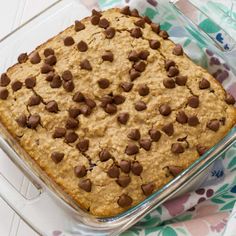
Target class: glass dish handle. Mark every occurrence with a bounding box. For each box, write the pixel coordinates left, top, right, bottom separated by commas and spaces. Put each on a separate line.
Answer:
170, 0, 236, 52
0, 136, 76, 235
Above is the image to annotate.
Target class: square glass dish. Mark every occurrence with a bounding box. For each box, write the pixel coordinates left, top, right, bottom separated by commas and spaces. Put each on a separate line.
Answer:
0, 0, 235, 235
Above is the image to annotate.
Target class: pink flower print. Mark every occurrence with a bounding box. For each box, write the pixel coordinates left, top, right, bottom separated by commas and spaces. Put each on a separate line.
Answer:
210, 219, 228, 233
163, 193, 190, 216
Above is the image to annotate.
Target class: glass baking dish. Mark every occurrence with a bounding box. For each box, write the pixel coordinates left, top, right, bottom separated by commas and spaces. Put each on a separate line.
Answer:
0, 0, 235, 235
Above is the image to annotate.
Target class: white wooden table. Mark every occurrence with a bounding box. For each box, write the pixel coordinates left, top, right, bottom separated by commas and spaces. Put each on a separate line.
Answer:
0, 1, 57, 235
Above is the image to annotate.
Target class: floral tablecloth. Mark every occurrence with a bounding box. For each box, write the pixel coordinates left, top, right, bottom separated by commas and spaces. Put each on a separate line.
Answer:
60, 0, 236, 235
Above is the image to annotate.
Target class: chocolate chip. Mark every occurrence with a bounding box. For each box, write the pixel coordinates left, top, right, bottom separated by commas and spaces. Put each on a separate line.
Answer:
116, 176, 131, 188
139, 50, 150, 60
138, 84, 149, 96
175, 76, 187, 86
135, 101, 147, 111
50, 75, 62, 88
0, 88, 9, 100
102, 51, 114, 62
104, 27, 116, 39
74, 165, 87, 178
188, 96, 199, 108
76, 139, 89, 152
128, 129, 141, 141
139, 139, 152, 151
168, 165, 183, 177
188, 115, 199, 126
51, 152, 64, 164
159, 104, 171, 116
165, 60, 176, 71
118, 194, 133, 208
98, 79, 110, 89
199, 78, 210, 89
91, 15, 100, 25
107, 165, 120, 178
117, 112, 129, 124
120, 6, 131, 15
63, 80, 75, 92
134, 19, 145, 28
99, 149, 112, 162
45, 100, 59, 113
130, 28, 143, 38
171, 143, 184, 154
45, 72, 54, 82
144, 15, 152, 24
159, 30, 169, 39
64, 36, 75, 46
69, 107, 81, 118
11, 80, 23, 91
131, 162, 143, 175
220, 117, 226, 125
120, 160, 131, 173
66, 117, 79, 129
73, 92, 85, 103
27, 114, 40, 129
131, 8, 139, 17
105, 104, 117, 114
16, 114, 27, 128
125, 144, 139, 155
134, 61, 146, 72
173, 44, 183, 56
44, 55, 57, 66
128, 50, 139, 62
162, 123, 174, 136
53, 127, 66, 138
163, 78, 175, 88
77, 40, 88, 52
25, 77, 36, 89
167, 66, 179, 77
141, 183, 155, 196
28, 95, 41, 106
120, 82, 133, 92
79, 179, 92, 192
129, 69, 141, 81
196, 144, 208, 156
225, 93, 235, 105
18, 53, 28, 63
113, 95, 125, 105
80, 106, 92, 116
41, 64, 54, 74
151, 23, 160, 34
29, 51, 41, 64
149, 129, 161, 142
99, 18, 110, 29
44, 48, 54, 57
149, 40, 160, 49
176, 111, 188, 124
100, 95, 113, 108
80, 59, 92, 71
74, 20, 85, 32
64, 131, 78, 143
92, 9, 102, 17
85, 98, 96, 109
0, 73, 10, 87
207, 119, 220, 132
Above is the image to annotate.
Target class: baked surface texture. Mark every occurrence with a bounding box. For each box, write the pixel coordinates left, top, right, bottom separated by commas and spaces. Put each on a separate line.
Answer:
0, 7, 235, 217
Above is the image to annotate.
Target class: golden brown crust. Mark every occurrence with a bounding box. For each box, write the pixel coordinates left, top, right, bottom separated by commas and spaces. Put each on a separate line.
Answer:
0, 7, 235, 217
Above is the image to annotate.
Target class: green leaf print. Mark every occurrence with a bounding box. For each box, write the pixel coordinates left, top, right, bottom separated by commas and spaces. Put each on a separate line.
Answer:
160, 22, 172, 31
199, 18, 221, 33
183, 39, 191, 48
141, 217, 161, 227
156, 206, 162, 215
176, 227, 188, 235
144, 8, 158, 20
220, 200, 236, 211
227, 156, 236, 169
211, 198, 225, 204
186, 27, 207, 47
162, 227, 178, 236
221, 194, 235, 199
120, 230, 139, 236
215, 183, 229, 195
